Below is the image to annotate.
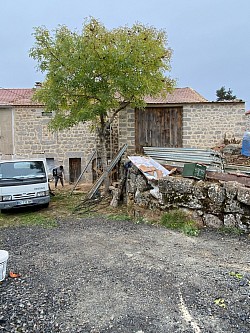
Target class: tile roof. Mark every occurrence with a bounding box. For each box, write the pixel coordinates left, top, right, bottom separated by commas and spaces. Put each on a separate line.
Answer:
0, 87, 207, 106
144, 87, 208, 104
0, 88, 38, 106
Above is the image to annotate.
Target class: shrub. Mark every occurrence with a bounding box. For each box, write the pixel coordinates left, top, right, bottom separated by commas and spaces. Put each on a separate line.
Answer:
160, 210, 200, 236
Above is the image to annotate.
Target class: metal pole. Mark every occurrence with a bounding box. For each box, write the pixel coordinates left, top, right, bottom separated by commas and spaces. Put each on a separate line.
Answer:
86, 143, 128, 199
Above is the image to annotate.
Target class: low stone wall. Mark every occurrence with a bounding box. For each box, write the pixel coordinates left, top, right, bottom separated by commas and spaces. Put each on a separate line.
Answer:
126, 165, 250, 232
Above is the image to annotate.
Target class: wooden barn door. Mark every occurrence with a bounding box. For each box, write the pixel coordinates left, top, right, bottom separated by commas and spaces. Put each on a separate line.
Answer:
135, 107, 183, 153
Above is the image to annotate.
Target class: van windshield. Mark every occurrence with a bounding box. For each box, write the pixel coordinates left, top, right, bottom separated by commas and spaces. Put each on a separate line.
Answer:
0, 161, 47, 185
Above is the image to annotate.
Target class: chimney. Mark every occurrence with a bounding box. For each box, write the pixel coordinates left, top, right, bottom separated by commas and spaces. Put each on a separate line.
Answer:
35, 82, 42, 89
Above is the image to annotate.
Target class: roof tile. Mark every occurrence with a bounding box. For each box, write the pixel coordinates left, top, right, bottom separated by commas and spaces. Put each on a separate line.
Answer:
0, 87, 207, 106
0, 89, 37, 106
144, 87, 208, 103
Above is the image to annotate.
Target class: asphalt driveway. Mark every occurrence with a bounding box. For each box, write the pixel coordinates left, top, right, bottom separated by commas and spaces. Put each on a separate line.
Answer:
0, 217, 249, 333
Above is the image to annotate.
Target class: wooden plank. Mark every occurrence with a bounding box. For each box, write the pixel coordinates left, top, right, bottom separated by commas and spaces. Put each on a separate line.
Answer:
164, 109, 170, 146
177, 107, 183, 147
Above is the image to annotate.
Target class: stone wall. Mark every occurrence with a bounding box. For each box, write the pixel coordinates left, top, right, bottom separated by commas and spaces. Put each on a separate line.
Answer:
182, 102, 246, 148
118, 107, 136, 155
125, 165, 250, 232
2, 100, 246, 182
13, 106, 97, 182
10, 106, 121, 182
118, 102, 246, 152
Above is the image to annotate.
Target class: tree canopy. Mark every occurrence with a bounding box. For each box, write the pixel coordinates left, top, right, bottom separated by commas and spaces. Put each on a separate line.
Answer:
216, 86, 237, 101
29, 17, 175, 133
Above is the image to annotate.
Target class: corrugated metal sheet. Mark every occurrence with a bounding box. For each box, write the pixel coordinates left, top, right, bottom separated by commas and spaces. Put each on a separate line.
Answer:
143, 147, 224, 172
224, 164, 250, 174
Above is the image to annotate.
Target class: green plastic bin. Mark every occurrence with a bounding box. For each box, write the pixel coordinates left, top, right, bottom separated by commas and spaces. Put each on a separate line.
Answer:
182, 163, 206, 180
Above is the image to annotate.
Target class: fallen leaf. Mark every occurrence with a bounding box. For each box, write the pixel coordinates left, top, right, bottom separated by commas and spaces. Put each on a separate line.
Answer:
9, 271, 21, 278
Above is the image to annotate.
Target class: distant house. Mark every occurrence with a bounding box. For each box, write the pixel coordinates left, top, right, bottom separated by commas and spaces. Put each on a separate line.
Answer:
0, 85, 246, 182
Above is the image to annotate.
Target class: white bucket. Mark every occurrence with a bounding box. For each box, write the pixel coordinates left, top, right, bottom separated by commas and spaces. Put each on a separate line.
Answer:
0, 250, 9, 282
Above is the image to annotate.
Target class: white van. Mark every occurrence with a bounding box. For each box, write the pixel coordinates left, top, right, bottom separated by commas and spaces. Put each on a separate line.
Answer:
0, 159, 50, 211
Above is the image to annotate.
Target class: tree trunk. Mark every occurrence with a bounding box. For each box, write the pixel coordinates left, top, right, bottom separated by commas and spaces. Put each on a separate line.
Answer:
98, 121, 110, 194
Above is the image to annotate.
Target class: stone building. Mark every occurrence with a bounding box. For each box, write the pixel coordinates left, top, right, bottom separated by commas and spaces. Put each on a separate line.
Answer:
0, 87, 97, 183
119, 88, 246, 154
0, 86, 246, 183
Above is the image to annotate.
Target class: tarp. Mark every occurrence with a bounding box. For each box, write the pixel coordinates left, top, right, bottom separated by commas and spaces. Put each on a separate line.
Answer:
128, 155, 170, 180
241, 131, 250, 157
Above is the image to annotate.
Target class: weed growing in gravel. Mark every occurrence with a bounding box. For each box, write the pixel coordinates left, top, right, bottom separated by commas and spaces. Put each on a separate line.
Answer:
229, 271, 243, 279
134, 216, 150, 224
160, 210, 200, 236
214, 298, 226, 308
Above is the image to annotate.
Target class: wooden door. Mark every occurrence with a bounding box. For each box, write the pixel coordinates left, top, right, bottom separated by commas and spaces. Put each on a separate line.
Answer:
69, 158, 81, 183
135, 107, 183, 153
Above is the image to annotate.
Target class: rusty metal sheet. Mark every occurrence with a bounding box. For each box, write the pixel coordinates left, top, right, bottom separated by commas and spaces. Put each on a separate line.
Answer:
206, 171, 250, 187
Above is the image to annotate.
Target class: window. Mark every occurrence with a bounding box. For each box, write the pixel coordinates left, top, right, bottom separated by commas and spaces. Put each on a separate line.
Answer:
42, 111, 52, 117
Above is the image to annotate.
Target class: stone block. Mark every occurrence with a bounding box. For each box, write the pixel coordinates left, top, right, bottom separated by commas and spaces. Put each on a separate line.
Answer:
159, 177, 194, 194
223, 181, 238, 200
237, 186, 250, 205
224, 214, 237, 227
203, 214, 223, 228
207, 184, 225, 204
224, 200, 244, 213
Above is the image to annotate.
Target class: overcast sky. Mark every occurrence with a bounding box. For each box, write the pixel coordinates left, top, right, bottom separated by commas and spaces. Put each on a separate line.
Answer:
1, 0, 250, 108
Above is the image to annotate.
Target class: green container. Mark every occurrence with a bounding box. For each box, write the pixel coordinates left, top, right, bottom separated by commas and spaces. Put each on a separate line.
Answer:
182, 163, 206, 180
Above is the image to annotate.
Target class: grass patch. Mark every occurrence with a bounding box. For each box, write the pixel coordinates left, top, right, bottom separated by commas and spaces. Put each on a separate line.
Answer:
0, 188, 200, 237
0, 210, 57, 228
0, 190, 83, 228
19, 213, 57, 227
218, 226, 244, 235
160, 209, 200, 236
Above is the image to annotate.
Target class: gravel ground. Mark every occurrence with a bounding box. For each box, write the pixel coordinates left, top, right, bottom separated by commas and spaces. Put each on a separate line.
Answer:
0, 217, 249, 333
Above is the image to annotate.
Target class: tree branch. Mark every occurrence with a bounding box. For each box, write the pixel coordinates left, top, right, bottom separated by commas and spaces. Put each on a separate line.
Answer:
105, 101, 130, 130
